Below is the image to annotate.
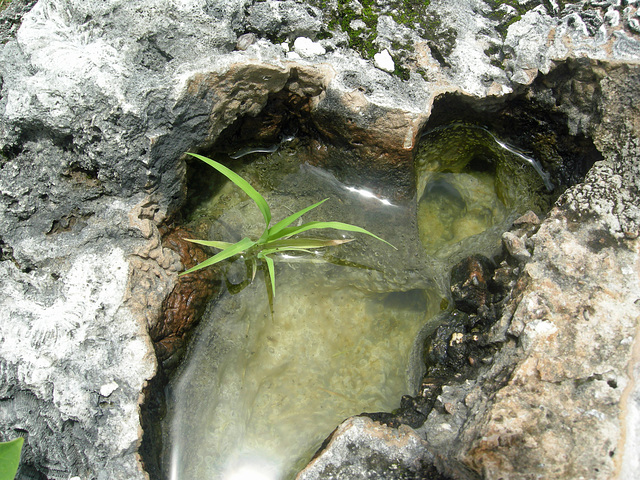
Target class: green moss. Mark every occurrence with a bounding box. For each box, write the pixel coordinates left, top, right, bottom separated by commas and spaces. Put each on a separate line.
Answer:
308, 0, 456, 79
482, 1, 581, 38
490, 58, 504, 69
393, 63, 411, 81
388, 2, 456, 62
484, 43, 506, 69
0, 0, 12, 12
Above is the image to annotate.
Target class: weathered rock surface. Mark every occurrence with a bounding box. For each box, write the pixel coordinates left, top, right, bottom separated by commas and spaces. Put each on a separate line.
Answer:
1, 0, 639, 479
297, 416, 465, 480
314, 65, 640, 479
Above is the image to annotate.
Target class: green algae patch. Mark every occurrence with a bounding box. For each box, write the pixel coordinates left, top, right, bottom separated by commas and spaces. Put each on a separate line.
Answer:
311, 0, 456, 74
415, 123, 554, 257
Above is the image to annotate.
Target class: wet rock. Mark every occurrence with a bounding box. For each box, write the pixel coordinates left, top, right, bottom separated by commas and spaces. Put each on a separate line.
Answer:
450, 256, 495, 314
501, 231, 531, 263
149, 227, 222, 370
422, 309, 500, 383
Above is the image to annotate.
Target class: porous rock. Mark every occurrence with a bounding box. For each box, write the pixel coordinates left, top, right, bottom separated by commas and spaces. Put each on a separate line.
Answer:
297, 416, 443, 480
1, 0, 640, 479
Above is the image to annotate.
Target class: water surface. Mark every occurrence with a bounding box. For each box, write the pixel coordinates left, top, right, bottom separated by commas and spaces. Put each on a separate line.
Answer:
163, 128, 552, 479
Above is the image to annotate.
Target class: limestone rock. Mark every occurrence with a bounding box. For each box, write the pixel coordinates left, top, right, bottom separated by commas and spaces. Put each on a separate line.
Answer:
0, 0, 639, 478
247, 1, 323, 41
293, 36, 326, 57
374, 49, 395, 73
413, 63, 640, 480
297, 416, 439, 480
501, 231, 531, 263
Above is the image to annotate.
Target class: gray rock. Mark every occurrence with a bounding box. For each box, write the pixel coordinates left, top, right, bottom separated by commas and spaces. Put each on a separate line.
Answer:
501, 231, 531, 262
297, 416, 438, 480
247, 1, 323, 40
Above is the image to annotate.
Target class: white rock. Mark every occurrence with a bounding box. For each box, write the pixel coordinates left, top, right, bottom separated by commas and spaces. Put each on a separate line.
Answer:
374, 49, 395, 73
605, 7, 620, 27
100, 382, 119, 397
293, 37, 326, 58
350, 19, 366, 30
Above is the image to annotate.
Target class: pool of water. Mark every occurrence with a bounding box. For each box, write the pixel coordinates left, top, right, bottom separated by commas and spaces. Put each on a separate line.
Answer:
165, 264, 441, 479
162, 127, 551, 479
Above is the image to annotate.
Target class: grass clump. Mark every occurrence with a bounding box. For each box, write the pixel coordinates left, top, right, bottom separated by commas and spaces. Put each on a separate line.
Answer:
180, 153, 396, 312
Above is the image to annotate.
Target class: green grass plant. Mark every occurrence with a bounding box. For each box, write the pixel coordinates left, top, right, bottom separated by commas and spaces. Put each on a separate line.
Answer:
0, 437, 23, 480
180, 153, 396, 310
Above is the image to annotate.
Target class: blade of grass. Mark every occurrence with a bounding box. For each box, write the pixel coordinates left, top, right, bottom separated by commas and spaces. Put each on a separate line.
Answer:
268, 198, 329, 238
260, 254, 276, 316
261, 237, 354, 252
261, 247, 315, 257
0, 437, 24, 480
187, 152, 271, 228
268, 221, 397, 250
184, 239, 236, 249
179, 237, 256, 276
262, 255, 276, 298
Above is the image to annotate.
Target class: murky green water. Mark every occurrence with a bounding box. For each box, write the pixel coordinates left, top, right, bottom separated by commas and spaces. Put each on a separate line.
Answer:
415, 123, 552, 259
163, 126, 552, 480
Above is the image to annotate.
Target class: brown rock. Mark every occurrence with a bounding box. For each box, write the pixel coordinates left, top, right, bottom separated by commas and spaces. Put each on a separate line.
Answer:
150, 227, 221, 366
450, 255, 494, 314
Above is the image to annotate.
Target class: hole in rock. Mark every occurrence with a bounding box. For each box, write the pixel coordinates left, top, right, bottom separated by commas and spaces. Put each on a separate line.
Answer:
158, 137, 445, 480
141, 82, 603, 480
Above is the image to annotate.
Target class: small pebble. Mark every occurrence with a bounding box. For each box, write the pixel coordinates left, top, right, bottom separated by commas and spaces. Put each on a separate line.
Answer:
236, 33, 256, 51
513, 210, 540, 226
502, 231, 531, 262
374, 49, 395, 73
100, 382, 119, 397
